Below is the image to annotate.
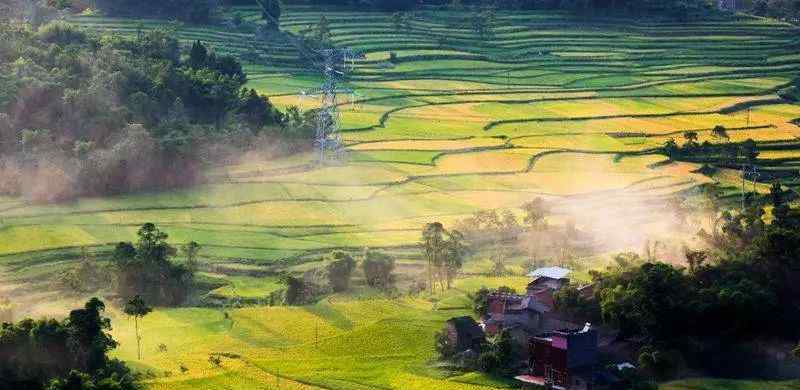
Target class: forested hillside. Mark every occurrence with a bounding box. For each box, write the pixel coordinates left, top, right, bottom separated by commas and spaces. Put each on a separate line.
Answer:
0, 20, 309, 202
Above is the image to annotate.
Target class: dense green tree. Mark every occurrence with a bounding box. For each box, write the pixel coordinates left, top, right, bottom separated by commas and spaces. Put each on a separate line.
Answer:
683, 249, 707, 274
471, 286, 516, 318
46, 370, 93, 390
280, 274, 305, 305
112, 224, 192, 306
316, 15, 331, 43
770, 181, 800, 229
419, 224, 468, 289
0, 23, 293, 201
187, 40, 208, 69
326, 251, 356, 292
444, 229, 467, 288
362, 250, 395, 290
598, 262, 692, 341
477, 330, 513, 374
683, 131, 699, 147
237, 88, 283, 129
421, 222, 449, 292
181, 241, 201, 273
637, 346, 682, 379
0, 299, 136, 390
553, 283, 599, 320
434, 328, 457, 359
521, 197, 547, 229
712, 125, 729, 141
67, 298, 118, 373
471, 287, 493, 318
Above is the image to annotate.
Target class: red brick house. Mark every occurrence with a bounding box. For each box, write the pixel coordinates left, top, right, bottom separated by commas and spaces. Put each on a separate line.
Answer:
516, 324, 598, 390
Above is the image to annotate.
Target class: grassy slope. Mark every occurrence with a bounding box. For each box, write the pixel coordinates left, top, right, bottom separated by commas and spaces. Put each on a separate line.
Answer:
0, 5, 799, 390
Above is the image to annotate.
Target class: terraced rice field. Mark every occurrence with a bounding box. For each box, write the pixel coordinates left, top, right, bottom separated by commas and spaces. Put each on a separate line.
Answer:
19, 6, 794, 266
1, 5, 800, 389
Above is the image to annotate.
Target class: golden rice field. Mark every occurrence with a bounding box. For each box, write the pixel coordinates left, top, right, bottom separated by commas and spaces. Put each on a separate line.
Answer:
1, 4, 800, 389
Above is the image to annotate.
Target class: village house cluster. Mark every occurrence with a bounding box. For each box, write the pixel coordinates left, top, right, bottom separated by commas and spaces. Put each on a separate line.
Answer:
445, 267, 624, 390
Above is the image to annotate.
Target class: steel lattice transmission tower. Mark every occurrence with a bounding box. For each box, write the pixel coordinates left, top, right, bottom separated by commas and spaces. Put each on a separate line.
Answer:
250, 13, 364, 165
301, 48, 364, 165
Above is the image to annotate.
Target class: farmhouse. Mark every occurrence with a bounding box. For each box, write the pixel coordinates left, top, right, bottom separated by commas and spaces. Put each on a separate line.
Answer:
526, 266, 571, 307
445, 316, 485, 353
516, 324, 599, 390
484, 267, 577, 335
482, 267, 582, 359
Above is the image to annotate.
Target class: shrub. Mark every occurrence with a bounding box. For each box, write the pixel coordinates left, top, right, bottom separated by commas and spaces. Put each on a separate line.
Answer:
362, 250, 395, 290
36, 21, 87, 45
326, 251, 356, 292
435, 329, 456, 360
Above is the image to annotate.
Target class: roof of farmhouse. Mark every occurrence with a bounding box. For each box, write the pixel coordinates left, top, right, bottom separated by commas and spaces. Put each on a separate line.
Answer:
527, 266, 571, 280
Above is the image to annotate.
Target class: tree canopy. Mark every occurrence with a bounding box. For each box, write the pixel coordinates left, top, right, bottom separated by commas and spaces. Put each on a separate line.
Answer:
326, 251, 356, 292
0, 298, 137, 390
0, 21, 298, 202
112, 223, 193, 306
554, 185, 800, 374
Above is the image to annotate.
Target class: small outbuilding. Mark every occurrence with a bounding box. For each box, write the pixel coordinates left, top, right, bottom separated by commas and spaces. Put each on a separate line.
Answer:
445, 316, 485, 353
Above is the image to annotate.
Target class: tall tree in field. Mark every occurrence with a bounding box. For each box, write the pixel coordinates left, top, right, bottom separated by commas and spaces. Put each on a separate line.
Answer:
124, 295, 152, 360
712, 125, 729, 141
421, 223, 467, 291
521, 197, 547, 230
521, 197, 548, 265
182, 241, 201, 273
444, 230, 467, 289
316, 15, 331, 44
326, 251, 356, 292
421, 222, 447, 292
391, 12, 404, 31
683, 131, 699, 147
187, 40, 208, 69
362, 250, 396, 290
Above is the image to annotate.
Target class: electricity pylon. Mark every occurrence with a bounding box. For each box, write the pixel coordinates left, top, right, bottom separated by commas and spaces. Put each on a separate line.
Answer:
300, 48, 364, 164
252, 12, 364, 164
